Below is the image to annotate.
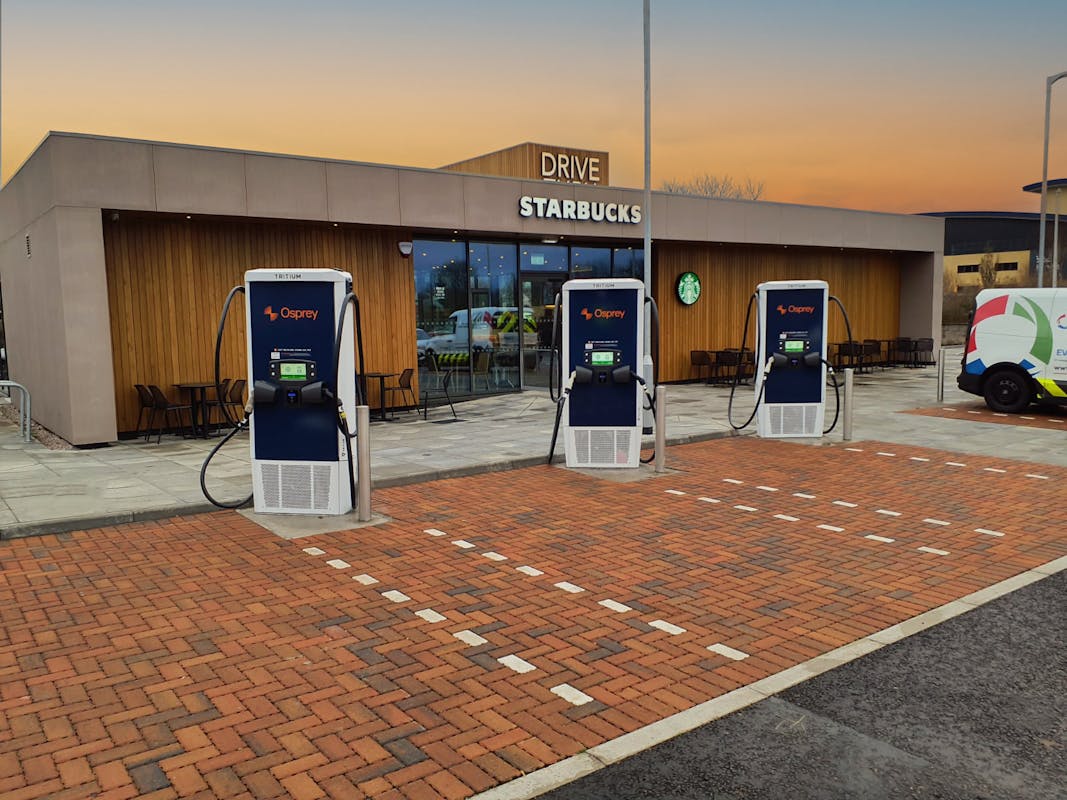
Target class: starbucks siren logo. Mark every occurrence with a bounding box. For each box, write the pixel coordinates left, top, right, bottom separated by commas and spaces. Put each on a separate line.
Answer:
676, 272, 701, 305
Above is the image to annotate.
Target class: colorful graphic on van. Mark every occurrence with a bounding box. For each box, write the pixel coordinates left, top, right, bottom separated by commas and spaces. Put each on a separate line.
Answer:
966, 293, 1053, 375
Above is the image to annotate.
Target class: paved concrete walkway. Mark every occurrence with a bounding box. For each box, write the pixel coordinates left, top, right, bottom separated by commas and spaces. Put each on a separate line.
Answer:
2, 348, 1065, 538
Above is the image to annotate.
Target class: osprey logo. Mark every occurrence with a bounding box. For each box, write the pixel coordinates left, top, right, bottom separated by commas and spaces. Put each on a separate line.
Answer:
264, 305, 318, 322
580, 307, 625, 320
778, 304, 815, 315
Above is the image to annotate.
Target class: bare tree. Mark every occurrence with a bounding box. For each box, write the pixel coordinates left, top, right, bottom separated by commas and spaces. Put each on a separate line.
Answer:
660, 174, 764, 200
978, 250, 999, 289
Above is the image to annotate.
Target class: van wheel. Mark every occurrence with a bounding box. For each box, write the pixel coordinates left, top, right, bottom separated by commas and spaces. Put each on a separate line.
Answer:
983, 369, 1031, 413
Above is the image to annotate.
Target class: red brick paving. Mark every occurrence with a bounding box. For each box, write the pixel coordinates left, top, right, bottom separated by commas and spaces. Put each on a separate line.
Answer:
906, 400, 1067, 430
1, 437, 1065, 798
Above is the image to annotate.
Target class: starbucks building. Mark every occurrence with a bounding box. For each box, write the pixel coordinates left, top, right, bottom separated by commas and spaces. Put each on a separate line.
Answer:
0, 133, 944, 445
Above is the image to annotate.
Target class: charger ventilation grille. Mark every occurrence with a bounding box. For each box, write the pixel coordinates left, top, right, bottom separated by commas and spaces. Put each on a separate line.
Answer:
572, 428, 633, 466
767, 404, 819, 436
257, 462, 333, 510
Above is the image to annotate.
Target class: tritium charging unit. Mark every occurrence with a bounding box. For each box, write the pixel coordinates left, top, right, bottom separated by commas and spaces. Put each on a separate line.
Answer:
245, 269, 355, 514
755, 279, 829, 438
562, 278, 644, 467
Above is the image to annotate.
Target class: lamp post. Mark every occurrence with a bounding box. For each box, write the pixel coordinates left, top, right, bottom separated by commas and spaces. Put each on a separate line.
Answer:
1037, 71, 1067, 288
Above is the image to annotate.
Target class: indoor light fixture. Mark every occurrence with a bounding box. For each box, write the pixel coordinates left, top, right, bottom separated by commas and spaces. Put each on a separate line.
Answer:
397, 241, 413, 257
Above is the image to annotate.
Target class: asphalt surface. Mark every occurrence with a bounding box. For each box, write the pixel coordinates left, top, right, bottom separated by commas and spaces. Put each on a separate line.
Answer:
541, 570, 1067, 800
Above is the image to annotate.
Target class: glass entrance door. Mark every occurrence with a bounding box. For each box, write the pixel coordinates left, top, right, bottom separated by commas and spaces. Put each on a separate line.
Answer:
520, 273, 565, 389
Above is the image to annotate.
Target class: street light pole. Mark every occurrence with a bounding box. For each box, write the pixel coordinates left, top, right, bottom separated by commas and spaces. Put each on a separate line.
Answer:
1037, 71, 1067, 289
641, 0, 654, 433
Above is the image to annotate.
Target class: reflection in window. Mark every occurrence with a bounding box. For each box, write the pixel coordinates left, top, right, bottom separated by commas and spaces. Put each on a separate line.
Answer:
468, 243, 520, 392
520, 245, 568, 272
612, 247, 644, 279
571, 247, 611, 278
413, 241, 470, 391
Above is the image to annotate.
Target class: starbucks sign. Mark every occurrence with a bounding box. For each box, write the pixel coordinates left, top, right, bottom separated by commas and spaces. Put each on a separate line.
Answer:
676, 272, 701, 305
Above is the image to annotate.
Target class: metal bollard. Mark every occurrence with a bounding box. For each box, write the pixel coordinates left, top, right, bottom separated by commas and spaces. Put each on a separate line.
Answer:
0, 380, 31, 442
936, 347, 946, 403
842, 368, 854, 441
654, 385, 666, 473
356, 405, 372, 521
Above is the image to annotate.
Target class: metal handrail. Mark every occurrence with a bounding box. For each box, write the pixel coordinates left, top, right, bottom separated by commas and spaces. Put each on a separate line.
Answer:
0, 381, 31, 442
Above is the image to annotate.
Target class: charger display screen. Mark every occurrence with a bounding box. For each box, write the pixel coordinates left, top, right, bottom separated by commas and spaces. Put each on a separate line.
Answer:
783, 340, 805, 353
590, 351, 615, 366
279, 362, 307, 381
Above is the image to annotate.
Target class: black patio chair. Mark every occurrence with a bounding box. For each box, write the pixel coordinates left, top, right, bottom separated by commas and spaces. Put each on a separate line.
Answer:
133, 384, 154, 439
385, 368, 418, 417
421, 368, 456, 420
146, 385, 192, 443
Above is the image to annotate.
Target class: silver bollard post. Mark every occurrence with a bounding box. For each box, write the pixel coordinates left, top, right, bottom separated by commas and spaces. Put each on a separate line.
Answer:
654, 385, 666, 473
842, 368, 854, 441
936, 347, 946, 403
356, 405, 372, 521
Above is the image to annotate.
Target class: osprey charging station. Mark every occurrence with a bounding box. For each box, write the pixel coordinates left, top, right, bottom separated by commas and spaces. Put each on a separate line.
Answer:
754, 279, 829, 438
561, 278, 645, 467
245, 268, 356, 514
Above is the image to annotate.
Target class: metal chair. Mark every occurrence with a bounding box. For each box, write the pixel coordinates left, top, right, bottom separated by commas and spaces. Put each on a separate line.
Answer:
385, 368, 418, 417
133, 384, 154, 438
690, 350, 712, 383
422, 368, 457, 420
473, 350, 491, 391
145, 385, 192, 443
201, 378, 232, 432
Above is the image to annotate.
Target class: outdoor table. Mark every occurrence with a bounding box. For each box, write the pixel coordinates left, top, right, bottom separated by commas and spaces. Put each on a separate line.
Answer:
362, 372, 397, 421
173, 381, 217, 438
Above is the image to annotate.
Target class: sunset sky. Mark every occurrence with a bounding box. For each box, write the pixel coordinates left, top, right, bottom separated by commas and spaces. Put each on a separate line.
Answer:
2, 0, 1066, 213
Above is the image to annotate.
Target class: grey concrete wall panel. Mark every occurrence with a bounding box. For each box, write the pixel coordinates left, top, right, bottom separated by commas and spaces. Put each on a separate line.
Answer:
50, 136, 155, 211
899, 252, 944, 347
153, 146, 247, 216
245, 155, 328, 220
0, 139, 57, 242
663, 194, 710, 242
0, 209, 74, 439
326, 163, 401, 226
399, 170, 465, 230
705, 197, 756, 244
55, 207, 117, 444
461, 175, 522, 233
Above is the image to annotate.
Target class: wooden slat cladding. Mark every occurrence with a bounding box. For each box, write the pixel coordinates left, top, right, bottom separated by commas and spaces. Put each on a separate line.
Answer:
103, 216, 416, 435
654, 243, 902, 383
440, 143, 610, 186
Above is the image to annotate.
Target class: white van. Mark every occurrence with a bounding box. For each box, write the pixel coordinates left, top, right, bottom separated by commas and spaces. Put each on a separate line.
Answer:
958, 288, 1067, 412
424, 307, 536, 357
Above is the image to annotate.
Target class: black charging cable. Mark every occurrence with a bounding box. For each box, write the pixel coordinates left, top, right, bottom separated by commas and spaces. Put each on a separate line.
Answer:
727, 293, 763, 430
329, 292, 368, 512
200, 285, 254, 509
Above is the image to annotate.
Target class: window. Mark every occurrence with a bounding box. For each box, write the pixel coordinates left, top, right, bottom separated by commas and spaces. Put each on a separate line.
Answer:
995, 262, 1018, 272
956, 264, 979, 274
571, 247, 611, 278
612, 247, 644, 279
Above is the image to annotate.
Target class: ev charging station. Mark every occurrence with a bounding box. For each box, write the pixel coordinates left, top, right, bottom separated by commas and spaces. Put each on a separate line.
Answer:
245, 269, 356, 514
561, 278, 645, 468
754, 279, 829, 438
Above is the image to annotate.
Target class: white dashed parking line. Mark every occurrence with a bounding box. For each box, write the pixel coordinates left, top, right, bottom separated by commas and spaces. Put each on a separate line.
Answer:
599, 599, 632, 613
424, 528, 448, 537
554, 581, 585, 594
452, 540, 475, 549
482, 552, 508, 561
917, 546, 949, 556
381, 590, 411, 603
551, 683, 594, 706
707, 643, 749, 661
649, 620, 686, 636
774, 514, 799, 522
453, 630, 488, 647
326, 559, 350, 570
353, 574, 378, 585
302, 547, 326, 556
865, 535, 895, 543
922, 518, 951, 526
817, 524, 844, 533
498, 655, 537, 674
975, 528, 1005, 537
516, 565, 544, 577
415, 609, 447, 623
